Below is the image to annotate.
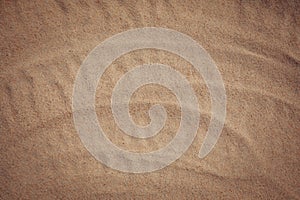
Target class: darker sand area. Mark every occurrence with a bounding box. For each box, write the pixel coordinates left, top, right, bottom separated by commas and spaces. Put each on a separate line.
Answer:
0, 1, 299, 199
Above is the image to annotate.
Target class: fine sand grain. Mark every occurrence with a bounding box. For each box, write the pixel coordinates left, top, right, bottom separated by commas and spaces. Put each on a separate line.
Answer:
1, 0, 299, 199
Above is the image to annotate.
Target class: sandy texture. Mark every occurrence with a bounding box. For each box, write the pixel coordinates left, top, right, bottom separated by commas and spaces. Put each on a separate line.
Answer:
0, 0, 299, 199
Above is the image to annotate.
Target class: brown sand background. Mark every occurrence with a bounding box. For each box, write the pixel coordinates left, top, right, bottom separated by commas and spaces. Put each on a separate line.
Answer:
0, 0, 299, 199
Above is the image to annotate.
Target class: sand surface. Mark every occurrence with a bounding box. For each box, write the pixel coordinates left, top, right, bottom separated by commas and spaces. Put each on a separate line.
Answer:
1, 0, 299, 199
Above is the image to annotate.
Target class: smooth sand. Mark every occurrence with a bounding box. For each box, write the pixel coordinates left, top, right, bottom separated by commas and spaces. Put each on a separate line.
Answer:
1, 1, 299, 199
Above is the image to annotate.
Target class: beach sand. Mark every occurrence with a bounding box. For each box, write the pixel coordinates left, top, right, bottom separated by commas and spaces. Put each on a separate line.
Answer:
0, 0, 299, 199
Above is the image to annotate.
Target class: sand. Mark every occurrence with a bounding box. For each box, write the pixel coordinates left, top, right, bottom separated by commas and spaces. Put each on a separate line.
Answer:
0, 0, 299, 199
